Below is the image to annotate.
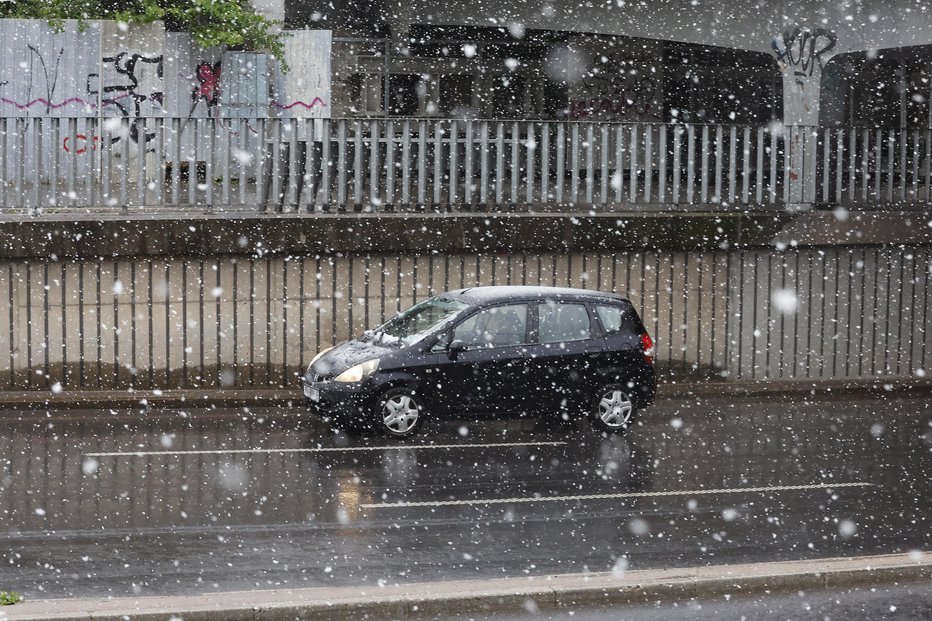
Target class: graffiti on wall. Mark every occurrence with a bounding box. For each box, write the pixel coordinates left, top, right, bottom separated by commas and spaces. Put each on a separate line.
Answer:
772, 28, 837, 85
271, 98, 327, 111
2, 25, 330, 121
89, 52, 164, 116
179, 59, 223, 134
192, 61, 222, 114
1, 21, 331, 135
62, 134, 99, 153
85, 52, 164, 146
27, 45, 64, 115
0, 45, 98, 112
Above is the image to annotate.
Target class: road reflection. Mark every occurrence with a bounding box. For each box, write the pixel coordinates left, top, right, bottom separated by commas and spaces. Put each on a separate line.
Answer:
303, 429, 653, 522
0, 411, 662, 533
0, 395, 928, 537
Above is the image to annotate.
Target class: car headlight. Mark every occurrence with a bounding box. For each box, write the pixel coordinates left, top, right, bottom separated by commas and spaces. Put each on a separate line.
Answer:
334, 358, 380, 383
307, 347, 334, 373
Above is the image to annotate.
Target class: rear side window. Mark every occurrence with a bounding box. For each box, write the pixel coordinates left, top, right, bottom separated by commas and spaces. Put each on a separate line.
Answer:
538, 302, 592, 343
596, 305, 629, 335
596, 303, 644, 353
596, 304, 639, 335
595, 305, 623, 334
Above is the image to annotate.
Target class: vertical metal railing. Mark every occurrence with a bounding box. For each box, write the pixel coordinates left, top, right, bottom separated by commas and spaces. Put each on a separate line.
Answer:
4, 116, 932, 211
0, 246, 927, 391
815, 125, 932, 207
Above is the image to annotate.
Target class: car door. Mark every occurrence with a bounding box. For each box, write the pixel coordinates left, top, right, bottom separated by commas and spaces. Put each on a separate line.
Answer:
406, 342, 474, 417
592, 300, 647, 379
524, 300, 602, 413
439, 303, 533, 415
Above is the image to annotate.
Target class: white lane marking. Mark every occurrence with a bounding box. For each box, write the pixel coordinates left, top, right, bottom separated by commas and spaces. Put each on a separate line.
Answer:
362, 482, 873, 509
84, 441, 567, 458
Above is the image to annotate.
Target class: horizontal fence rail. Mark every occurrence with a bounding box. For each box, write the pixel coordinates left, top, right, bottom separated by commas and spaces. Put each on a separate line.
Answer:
0, 116, 871, 212
0, 246, 927, 392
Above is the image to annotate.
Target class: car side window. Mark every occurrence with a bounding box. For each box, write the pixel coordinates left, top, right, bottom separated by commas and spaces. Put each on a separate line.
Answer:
429, 330, 452, 352
453, 304, 528, 348
595, 304, 625, 334
596, 303, 641, 351
538, 302, 592, 344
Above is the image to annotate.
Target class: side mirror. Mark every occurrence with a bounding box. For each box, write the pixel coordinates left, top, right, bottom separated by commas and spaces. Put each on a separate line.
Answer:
448, 339, 467, 358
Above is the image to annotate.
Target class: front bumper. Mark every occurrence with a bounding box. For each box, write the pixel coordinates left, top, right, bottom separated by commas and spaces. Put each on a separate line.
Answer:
300, 377, 374, 421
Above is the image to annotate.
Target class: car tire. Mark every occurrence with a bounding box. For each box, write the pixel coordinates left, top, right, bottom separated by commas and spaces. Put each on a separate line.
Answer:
377, 388, 425, 438
590, 384, 638, 433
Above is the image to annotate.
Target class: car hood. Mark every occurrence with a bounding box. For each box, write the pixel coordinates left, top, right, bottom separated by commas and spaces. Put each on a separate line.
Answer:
309, 339, 392, 379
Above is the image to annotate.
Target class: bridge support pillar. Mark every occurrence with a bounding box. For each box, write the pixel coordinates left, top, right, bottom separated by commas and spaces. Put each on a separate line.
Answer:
773, 27, 838, 208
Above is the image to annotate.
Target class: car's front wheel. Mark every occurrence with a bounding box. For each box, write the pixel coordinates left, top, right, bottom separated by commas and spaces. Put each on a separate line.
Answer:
378, 389, 425, 438
590, 384, 638, 433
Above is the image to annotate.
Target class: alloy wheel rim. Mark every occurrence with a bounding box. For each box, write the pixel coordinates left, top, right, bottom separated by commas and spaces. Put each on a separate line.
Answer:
598, 390, 633, 427
383, 395, 419, 434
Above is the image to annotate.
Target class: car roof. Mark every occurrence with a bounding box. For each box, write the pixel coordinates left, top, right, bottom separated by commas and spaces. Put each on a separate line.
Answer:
442, 286, 629, 306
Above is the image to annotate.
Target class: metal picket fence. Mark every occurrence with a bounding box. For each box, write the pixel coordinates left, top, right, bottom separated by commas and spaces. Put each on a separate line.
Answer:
816, 126, 932, 206
0, 245, 928, 391
0, 116, 796, 212
6, 116, 932, 212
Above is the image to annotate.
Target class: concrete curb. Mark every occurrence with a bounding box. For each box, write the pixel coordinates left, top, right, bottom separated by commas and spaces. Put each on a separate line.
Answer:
0, 379, 930, 411
660, 378, 932, 399
2, 552, 929, 621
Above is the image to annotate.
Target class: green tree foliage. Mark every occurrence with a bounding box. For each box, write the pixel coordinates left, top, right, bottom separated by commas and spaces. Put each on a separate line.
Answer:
0, 0, 285, 61
0, 0, 101, 23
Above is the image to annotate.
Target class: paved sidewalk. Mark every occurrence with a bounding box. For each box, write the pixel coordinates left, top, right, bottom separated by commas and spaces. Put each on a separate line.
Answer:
2, 553, 929, 621
0, 378, 929, 411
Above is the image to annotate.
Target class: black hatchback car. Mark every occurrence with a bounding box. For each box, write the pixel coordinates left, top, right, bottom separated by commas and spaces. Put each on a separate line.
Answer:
302, 286, 655, 437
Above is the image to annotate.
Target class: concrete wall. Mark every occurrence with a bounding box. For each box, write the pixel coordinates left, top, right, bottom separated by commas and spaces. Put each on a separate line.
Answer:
0, 213, 799, 259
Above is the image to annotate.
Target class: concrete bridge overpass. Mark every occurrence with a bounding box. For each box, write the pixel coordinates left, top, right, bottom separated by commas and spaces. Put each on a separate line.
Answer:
277, 0, 932, 127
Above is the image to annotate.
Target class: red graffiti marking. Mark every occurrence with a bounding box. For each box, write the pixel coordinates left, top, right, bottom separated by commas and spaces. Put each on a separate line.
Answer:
194, 61, 221, 108
62, 134, 99, 154
271, 98, 327, 110
1, 96, 97, 111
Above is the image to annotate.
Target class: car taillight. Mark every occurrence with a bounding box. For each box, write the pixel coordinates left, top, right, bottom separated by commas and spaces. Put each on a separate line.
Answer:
641, 332, 654, 364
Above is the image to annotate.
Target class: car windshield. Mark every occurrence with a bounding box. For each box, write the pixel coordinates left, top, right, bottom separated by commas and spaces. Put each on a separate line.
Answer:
371, 297, 470, 345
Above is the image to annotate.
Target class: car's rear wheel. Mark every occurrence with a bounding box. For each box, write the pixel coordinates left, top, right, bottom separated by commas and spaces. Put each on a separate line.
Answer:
590, 384, 637, 432
378, 389, 424, 438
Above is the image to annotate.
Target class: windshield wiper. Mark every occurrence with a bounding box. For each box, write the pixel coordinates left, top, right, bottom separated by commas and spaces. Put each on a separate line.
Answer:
363, 328, 401, 346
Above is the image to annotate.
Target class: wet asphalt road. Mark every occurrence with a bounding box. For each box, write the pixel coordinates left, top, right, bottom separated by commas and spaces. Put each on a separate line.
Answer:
0, 392, 929, 599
